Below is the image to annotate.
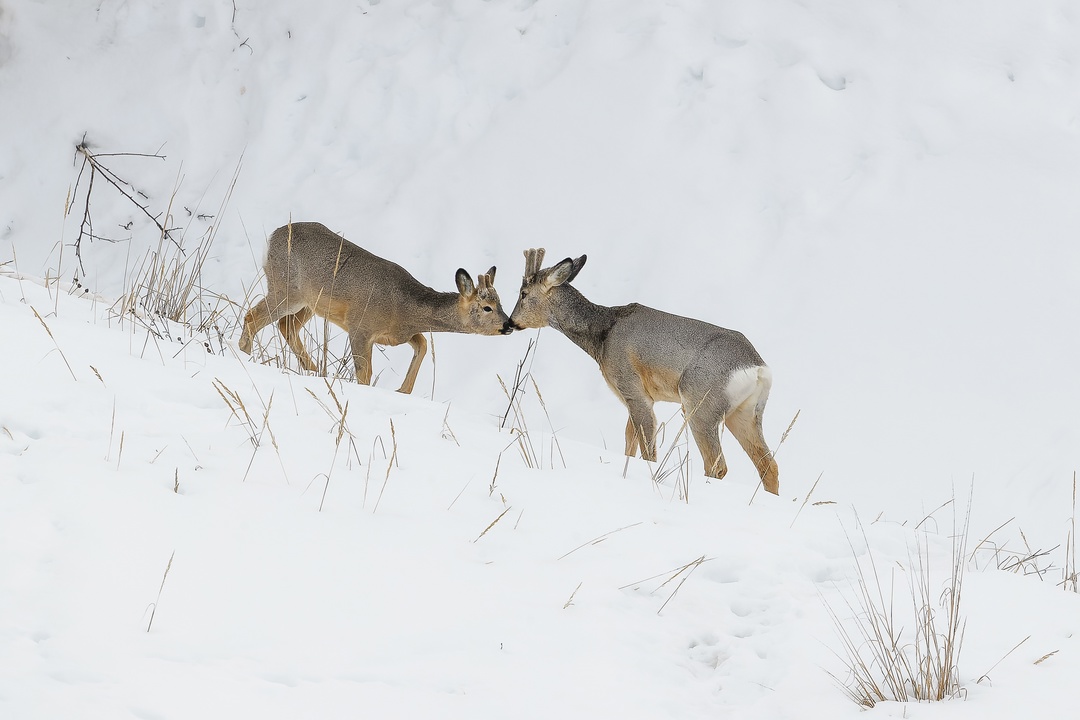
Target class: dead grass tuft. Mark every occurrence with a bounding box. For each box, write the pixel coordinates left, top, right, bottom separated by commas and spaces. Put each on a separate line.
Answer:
825, 497, 970, 707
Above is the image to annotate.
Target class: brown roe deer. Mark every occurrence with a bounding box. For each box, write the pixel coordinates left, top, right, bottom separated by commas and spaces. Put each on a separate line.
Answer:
239, 222, 512, 393
506, 249, 778, 494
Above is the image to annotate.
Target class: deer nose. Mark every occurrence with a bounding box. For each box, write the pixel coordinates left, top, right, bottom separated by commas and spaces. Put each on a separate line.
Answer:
500, 320, 516, 335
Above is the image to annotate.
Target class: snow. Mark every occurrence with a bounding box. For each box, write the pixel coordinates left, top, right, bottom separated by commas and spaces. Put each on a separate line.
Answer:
2, 0, 1079, 717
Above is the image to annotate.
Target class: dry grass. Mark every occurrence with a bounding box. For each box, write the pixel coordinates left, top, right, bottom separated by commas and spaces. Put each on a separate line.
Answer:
112, 161, 242, 357
145, 550, 176, 633
966, 473, 1078, 594
617, 555, 715, 615
498, 372, 539, 468
825, 500, 970, 708
497, 339, 540, 468
213, 378, 287, 483
1065, 472, 1078, 593
31, 306, 78, 381
562, 582, 583, 609
496, 338, 566, 470
647, 411, 694, 502
372, 418, 399, 514
473, 505, 512, 543
557, 522, 643, 561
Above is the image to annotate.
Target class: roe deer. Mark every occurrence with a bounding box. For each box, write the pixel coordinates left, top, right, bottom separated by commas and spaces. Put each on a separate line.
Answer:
239, 222, 512, 393
506, 248, 778, 494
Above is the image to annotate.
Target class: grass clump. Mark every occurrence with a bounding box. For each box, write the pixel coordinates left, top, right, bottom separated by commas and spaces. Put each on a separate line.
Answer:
825, 500, 970, 708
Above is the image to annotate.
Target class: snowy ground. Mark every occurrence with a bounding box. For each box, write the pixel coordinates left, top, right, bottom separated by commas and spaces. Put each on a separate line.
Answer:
2, 1, 1079, 718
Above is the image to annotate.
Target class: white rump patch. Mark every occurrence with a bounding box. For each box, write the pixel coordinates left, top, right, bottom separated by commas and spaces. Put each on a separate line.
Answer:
724, 366, 772, 410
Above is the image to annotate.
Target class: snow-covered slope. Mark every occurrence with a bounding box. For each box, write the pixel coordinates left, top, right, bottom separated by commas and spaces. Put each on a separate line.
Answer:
2, 1, 1079, 717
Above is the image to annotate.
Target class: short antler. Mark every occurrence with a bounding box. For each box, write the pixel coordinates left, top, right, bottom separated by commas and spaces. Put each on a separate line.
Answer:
523, 248, 546, 278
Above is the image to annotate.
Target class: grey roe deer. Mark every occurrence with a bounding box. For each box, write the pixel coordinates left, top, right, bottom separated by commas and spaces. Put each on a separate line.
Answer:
239, 222, 512, 393
507, 249, 778, 494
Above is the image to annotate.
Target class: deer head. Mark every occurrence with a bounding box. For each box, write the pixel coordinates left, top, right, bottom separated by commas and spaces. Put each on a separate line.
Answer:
507, 248, 588, 330
456, 266, 513, 335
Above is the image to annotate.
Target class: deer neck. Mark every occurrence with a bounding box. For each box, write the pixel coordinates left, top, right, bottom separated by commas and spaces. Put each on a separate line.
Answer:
548, 285, 617, 363
419, 288, 469, 334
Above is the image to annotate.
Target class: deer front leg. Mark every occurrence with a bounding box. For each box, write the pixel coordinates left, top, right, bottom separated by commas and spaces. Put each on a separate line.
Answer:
613, 372, 658, 461
624, 416, 640, 457
397, 333, 428, 394
348, 332, 375, 386
625, 400, 658, 462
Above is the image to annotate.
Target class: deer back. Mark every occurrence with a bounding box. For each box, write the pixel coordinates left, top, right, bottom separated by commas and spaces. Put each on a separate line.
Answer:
263, 222, 417, 304
600, 305, 766, 402
509, 248, 766, 400
263, 222, 509, 338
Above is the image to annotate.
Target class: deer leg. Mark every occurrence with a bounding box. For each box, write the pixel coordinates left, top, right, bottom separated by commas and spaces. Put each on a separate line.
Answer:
614, 372, 658, 461
276, 307, 317, 372
624, 416, 640, 457
241, 296, 305, 355
687, 411, 728, 480
397, 333, 427, 394
724, 400, 779, 495
239, 301, 270, 355
625, 400, 658, 462
347, 332, 375, 386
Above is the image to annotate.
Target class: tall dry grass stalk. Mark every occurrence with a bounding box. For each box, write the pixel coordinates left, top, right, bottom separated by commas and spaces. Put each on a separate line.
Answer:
557, 522, 643, 561
496, 339, 544, 468
497, 344, 566, 470
113, 161, 241, 351
646, 410, 693, 502
530, 376, 565, 469
499, 337, 536, 430
214, 378, 287, 483
31, 306, 78, 381
372, 419, 399, 514
825, 498, 970, 707
145, 550, 175, 633
1065, 472, 1078, 593
473, 505, 512, 543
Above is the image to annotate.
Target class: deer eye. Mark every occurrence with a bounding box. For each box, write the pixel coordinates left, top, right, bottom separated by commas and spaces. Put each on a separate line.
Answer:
483, 306, 493, 312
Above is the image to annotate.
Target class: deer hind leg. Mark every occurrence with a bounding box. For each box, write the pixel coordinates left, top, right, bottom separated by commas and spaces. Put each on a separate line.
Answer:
397, 333, 428, 394
240, 296, 304, 356
687, 411, 728, 480
277, 307, 317, 372
724, 397, 779, 495
239, 297, 280, 355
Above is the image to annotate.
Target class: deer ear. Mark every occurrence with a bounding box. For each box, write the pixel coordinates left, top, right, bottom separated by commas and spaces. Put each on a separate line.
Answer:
486, 266, 497, 283
455, 268, 476, 297
545, 257, 578, 289
567, 255, 587, 283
